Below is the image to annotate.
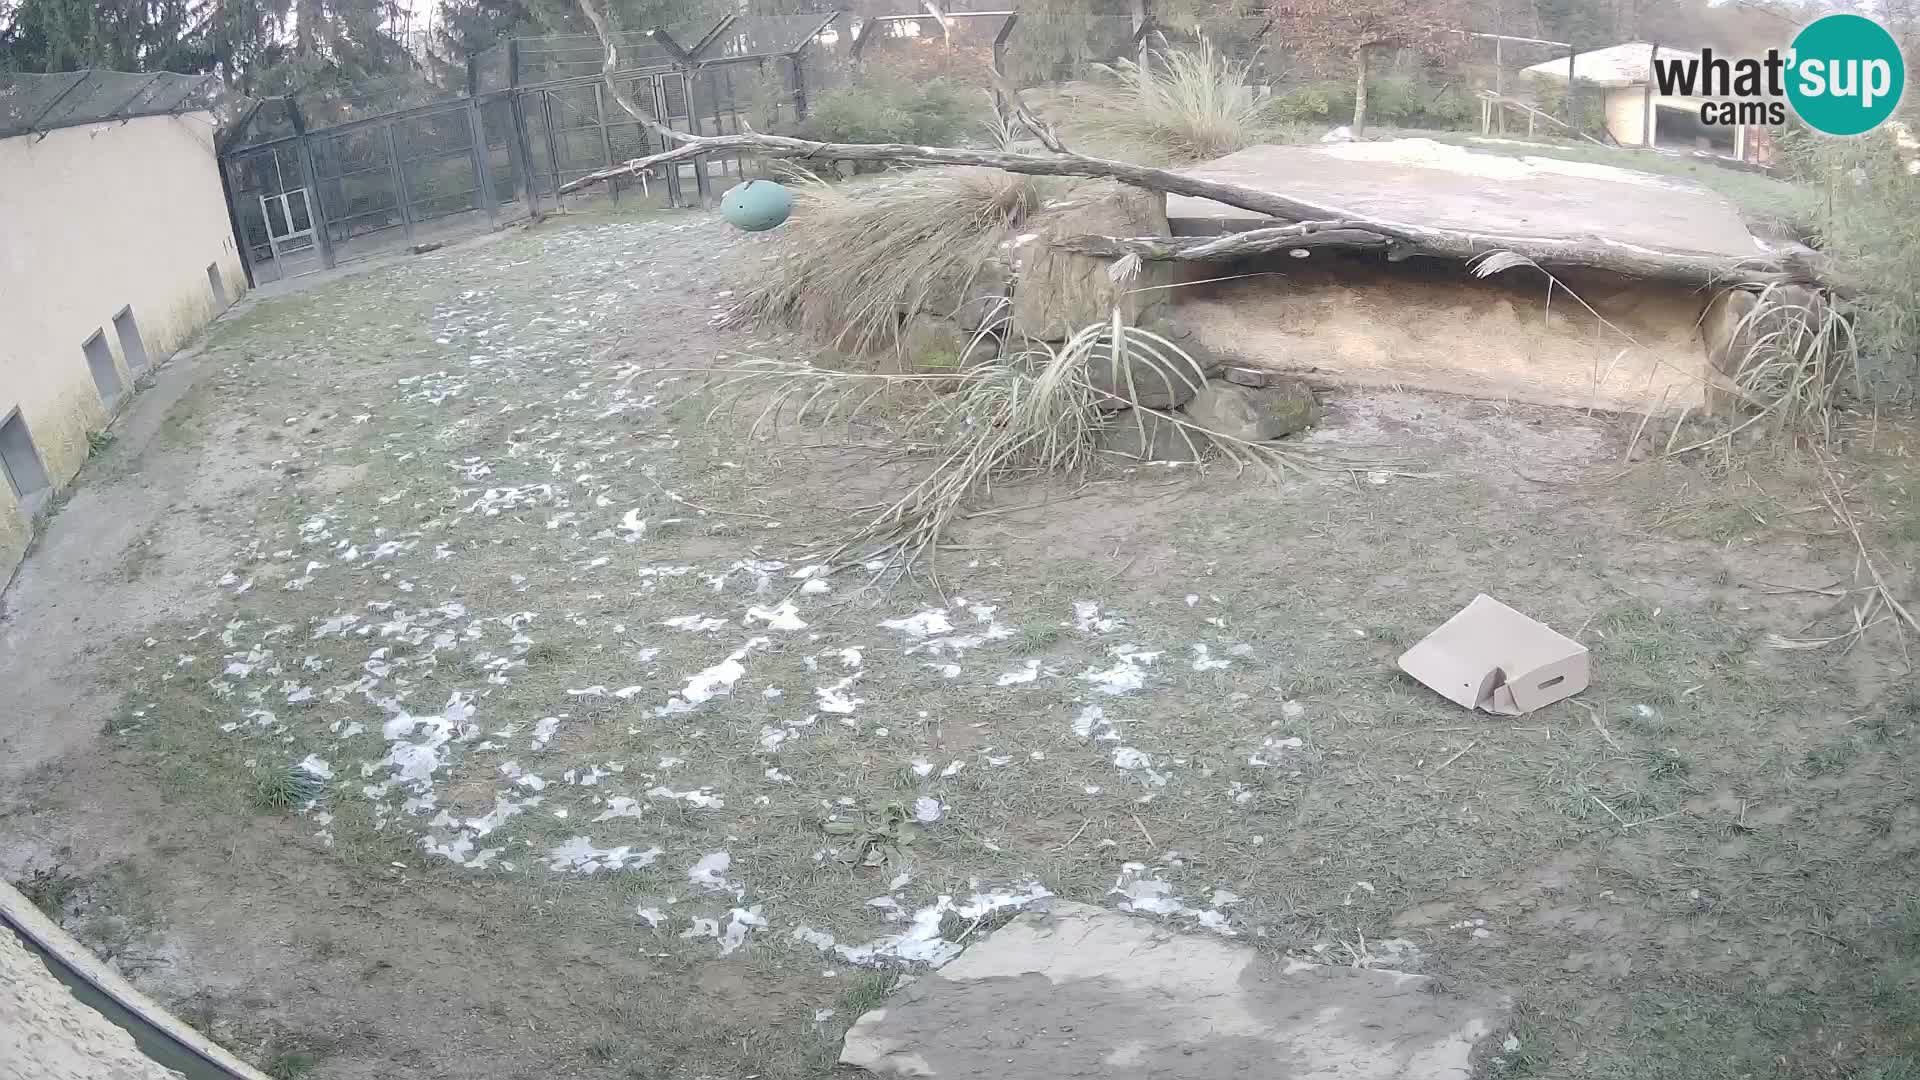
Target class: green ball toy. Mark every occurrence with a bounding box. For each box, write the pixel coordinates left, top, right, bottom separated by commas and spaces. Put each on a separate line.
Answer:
720, 179, 792, 232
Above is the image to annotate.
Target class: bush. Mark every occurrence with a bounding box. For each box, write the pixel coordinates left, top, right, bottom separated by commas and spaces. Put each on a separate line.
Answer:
1781, 127, 1920, 393
797, 76, 977, 146
1529, 80, 1608, 136
1271, 73, 1477, 131
1082, 44, 1276, 162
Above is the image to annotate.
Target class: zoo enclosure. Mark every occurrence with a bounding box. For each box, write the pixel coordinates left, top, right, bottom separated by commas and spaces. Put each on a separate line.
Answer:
216, 4, 1637, 286
219, 12, 840, 284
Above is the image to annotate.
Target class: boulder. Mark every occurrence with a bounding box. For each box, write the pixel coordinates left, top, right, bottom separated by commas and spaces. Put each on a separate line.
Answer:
839, 901, 1508, 1080
1084, 346, 1204, 410
1135, 314, 1228, 376
1010, 183, 1172, 341
897, 315, 968, 373
959, 331, 1001, 370
1097, 410, 1206, 463
923, 257, 1012, 333
1181, 379, 1319, 441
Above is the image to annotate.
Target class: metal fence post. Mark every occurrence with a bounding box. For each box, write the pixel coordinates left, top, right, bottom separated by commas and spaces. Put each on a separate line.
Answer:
506, 39, 541, 217
1566, 40, 1578, 137
285, 98, 336, 270
384, 124, 417, 247
594, 83, 618, 203
685, 65, 713, 204
540, 91, 566, 210
466, 97, 500, 227
992, 13, 1020, 114
657, 78, 685, 208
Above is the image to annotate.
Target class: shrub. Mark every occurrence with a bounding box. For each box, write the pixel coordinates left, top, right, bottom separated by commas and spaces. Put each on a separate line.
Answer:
1273, 74, 1477, 131
797, 76, 977, 146
1083, 44, 1275, 162
1781, 127, 1920, 394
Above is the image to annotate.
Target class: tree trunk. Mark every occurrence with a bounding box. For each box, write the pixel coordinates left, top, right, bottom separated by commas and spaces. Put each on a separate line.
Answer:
1352, 47, 1369, 134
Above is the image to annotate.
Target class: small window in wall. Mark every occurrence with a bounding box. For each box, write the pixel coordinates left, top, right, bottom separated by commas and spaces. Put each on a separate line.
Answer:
0, 409, 52, 510
83, 329, 123, 409
113, 306, 150, 372
207, 263, 229, 307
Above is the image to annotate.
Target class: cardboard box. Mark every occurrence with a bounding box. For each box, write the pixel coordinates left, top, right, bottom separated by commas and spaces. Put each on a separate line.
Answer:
1397, 595, 1589, 715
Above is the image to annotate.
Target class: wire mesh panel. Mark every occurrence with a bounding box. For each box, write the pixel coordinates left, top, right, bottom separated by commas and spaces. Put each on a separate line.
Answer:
310, 123, 407, 258
394, 106, 485, 224
225, 143, 324, 283
479, 96, 531, 217
0, 70, 229, 138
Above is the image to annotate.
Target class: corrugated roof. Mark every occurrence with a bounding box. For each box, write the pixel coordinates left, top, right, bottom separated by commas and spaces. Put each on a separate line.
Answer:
1521, 42, 1701, 88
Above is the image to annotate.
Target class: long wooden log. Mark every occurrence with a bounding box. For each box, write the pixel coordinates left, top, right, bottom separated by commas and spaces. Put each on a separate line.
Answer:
1057, 225, 1823, 288
566, 0, 1823, 290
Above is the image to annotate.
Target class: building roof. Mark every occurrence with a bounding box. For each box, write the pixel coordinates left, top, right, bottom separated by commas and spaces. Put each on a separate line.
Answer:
0, 69, 232, 140
1521, 42, 1701, 88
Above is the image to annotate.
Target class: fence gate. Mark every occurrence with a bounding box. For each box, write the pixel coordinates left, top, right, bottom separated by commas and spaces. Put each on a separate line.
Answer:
260, 187, 317, 265
226, 143, 326, 282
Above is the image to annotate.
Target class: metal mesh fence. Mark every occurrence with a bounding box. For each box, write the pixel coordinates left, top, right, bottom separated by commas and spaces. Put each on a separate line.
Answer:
0, 69, 232, 138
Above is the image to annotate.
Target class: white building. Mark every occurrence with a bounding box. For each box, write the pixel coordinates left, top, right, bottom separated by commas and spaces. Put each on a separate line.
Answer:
0, 70, 246, 579
1523, 42, 1770, 162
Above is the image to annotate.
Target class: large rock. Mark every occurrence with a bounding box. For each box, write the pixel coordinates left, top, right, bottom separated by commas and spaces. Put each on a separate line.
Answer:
1011, 183, 1172, 341
1097, 410, 1206, 463
1135, 314, 1228, 376
1181, 378, 1319, 441
923, 257, 1012, 333
1085, 346, 1204, 410
840, 901, 1507, 1079
896, 315, 967, 373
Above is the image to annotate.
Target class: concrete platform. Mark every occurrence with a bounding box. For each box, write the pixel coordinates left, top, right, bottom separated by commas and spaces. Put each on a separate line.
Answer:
1166, 140, 1767, 259
840, 901, 1508, 1079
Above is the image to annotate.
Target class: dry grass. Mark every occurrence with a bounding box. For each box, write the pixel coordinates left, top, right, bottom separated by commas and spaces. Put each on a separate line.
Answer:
681, 313, 1321, 576
1080, 44, 1277, 163
738, 168, 1053, 358
1718, 283, 1858, 445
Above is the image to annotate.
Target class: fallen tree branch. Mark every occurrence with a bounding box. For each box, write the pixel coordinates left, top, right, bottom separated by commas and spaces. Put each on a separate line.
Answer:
568, 0, 1824, 290
1057, 225, 1822, 288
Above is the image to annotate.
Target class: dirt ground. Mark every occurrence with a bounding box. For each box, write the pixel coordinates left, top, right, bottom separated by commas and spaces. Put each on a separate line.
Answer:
3, 201, 1917, 1080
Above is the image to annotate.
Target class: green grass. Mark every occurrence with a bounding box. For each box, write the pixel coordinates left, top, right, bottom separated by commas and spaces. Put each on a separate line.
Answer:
17, 868, 80, 917
250, 766, 325, 812
263, 1050, 319, 1080
837, 972, 898, 1017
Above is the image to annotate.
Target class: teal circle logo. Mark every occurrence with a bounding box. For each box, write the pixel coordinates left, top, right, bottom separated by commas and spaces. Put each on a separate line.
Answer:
1787, 14, 1905, 136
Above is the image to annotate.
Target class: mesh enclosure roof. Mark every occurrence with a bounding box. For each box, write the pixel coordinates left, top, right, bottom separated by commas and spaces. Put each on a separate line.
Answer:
493, 11, 841, 83
701, 13, 841, 59
508, 20, 713, 83
0, 69, 233, 139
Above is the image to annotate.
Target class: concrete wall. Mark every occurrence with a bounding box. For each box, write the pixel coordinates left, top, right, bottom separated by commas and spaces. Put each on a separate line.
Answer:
1603, 87, 1653, 146
0, 112, 243, 580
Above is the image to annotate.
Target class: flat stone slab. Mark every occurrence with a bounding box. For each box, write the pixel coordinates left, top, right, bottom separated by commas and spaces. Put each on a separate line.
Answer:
1166, 139, 1768, 260
840, 901, 1508, 1079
